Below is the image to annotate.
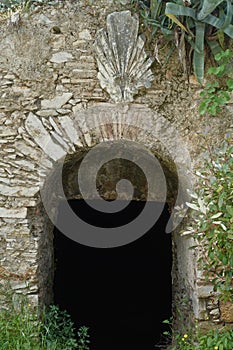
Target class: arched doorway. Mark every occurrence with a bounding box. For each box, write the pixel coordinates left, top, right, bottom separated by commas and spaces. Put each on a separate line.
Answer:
32, 105, 193, 344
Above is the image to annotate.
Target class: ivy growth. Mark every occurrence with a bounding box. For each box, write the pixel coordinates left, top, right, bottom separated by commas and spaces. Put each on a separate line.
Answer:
184, 137, 233, 301
199, 49, 233, 116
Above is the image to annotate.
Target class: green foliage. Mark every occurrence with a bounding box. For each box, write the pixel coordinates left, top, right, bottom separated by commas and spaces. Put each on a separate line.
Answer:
163, 318, 233, 349
0, 289, 90, 350
198, 328, 233, 350
77, 326, 90, 350
132, 0, 233, 84
170, 328, 233, 350
0, 298, 42, 350
184, 137, 233, 301
41, 305, 80, 349
199, 49, 233, 116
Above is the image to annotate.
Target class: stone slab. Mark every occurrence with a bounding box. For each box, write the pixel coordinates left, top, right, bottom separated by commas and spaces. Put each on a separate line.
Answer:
41, 93, 73, 110
0, 207, 27, 219
25, 112, 66, 161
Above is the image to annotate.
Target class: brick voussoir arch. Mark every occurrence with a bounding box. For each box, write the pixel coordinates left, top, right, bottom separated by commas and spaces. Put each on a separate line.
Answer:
25, 102, 192, 195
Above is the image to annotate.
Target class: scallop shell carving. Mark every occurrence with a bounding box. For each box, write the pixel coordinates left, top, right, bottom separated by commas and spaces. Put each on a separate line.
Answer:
94, 11, 154, 103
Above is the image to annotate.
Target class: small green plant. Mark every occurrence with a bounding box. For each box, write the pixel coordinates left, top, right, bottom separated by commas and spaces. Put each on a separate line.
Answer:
199, 49, 233, 116
41, 304, 80, 349
0, 285, 90, 350
41, 305, 90, 350
77, 326, 90, 350
162, 317, 194, 350
184, 137, 233, 301
163, 318, 233, 349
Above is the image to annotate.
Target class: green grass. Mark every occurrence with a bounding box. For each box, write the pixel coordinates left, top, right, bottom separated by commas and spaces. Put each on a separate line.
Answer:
0, 297, 90, 350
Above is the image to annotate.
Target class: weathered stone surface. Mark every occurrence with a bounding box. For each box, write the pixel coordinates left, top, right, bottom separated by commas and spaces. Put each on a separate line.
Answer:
192, 292, 208, 320
197, 285, 214, 298
50, 52, 73, 63
57, 108, 69, 115
38, 14, 53, 25
0, 184, 39, 197
36, 109, 58, 117
41, 93, 73, 110
59, 116, 83, 146
209, 308, 220, 318
120, 0, 131, 4
14, 160, 36, 171
0, 177, 10, 184
220, 302, 233, 323
95, 11, 154, 102
0, 207, 27, 219
0, 127, 17, 137
10, 281, 28, 290
79, 29, 92, 40
25, 112, 66, 161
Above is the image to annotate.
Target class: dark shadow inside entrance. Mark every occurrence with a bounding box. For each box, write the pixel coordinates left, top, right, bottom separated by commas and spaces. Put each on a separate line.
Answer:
53, 199, 172, 350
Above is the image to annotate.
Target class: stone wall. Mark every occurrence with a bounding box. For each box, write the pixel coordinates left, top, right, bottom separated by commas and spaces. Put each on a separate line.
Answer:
0, 0, 232, 329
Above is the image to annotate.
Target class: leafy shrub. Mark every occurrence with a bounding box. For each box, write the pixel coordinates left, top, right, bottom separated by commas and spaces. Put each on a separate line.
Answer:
41, 305, 80, 349
198, 328, 233, 350
199, 49, 233, 116
184, 137, 233, 301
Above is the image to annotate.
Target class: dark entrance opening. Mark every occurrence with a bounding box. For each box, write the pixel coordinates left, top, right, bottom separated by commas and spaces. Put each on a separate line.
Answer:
53, 199, 172, 350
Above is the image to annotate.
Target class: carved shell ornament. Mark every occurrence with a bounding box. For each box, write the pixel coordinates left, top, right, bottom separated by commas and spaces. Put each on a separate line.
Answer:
94, 11, 154, 103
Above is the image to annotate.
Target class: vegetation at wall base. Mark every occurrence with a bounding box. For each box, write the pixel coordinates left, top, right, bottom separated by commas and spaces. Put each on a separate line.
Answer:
163, 318, 233, 349
0, 288, 90, 350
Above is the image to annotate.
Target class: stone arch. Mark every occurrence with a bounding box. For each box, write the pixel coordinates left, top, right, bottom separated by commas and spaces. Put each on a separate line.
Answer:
24, 103, 195, 327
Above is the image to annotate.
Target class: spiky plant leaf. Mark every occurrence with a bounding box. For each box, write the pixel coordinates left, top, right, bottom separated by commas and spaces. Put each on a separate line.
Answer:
193, 21, 205, 84
197, 0, 225, 21
165, 2, 196, 20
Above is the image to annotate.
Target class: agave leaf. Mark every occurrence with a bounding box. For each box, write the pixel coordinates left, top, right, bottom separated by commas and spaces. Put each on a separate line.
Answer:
165, 3, 197, 20
166, 13, 189, 33
197, 0, 225, 21
217, 30, 225, 49
193, 21, 205, 84
207, 39, 224, 57
221, 0, 232, 30
150, 0, 163, 19
204, 14, 233, 38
